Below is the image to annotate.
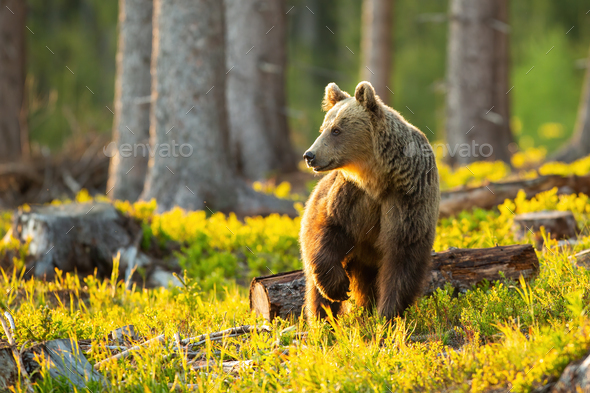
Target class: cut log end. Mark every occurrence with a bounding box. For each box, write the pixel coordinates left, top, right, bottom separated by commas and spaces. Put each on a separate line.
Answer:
250, 283, 272, 321
249, 270, 306, 321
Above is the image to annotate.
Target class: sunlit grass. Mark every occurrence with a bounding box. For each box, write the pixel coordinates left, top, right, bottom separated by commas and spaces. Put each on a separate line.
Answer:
2, 157, 590, 391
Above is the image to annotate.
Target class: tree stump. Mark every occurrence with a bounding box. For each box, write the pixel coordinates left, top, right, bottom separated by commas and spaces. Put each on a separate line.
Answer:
0, 345, 19, 389
250, 244, 539, 321
11, 202, 141, 279
513, 210, 579, 247
551, 350, 590, 392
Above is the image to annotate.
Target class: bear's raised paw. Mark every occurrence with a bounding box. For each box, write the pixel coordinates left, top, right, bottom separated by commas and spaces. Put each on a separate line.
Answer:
314, 265, 350, 302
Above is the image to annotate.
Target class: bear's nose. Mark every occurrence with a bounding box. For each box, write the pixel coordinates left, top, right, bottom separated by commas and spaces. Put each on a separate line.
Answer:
303, 151, 315, 165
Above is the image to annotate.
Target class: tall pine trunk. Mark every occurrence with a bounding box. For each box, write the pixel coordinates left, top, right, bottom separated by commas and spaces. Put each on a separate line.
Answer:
360, 0, 393, 105
107, 0, 153, 201
224, 0, 296, 180
552, 45, 590, 163
446, 0, 513, 166
0, 0, 26, 162
142, 0, 295, 216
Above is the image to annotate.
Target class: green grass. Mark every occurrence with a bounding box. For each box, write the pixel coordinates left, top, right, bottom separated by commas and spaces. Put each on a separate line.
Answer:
2, 242, 590, 392
3, 167, 590, 391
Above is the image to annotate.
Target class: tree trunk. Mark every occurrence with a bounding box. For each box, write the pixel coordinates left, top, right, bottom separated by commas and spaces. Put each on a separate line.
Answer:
224, 0, 297, 180
0, 0, 26, 163
107, 0, 153, 202
141, 0, 296, 216
446, 0, 513, 166
360, 0, 393, 105
250, 244, 539, 321
552, 45, 590, 163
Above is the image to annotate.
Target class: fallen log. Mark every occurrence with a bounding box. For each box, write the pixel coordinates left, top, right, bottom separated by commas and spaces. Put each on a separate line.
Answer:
250, 271, 306, 322
439, 174, 590, 218
250, 244, 539, 321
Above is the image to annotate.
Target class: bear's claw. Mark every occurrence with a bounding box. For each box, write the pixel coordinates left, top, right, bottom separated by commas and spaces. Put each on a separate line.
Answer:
314, 266, 350, 302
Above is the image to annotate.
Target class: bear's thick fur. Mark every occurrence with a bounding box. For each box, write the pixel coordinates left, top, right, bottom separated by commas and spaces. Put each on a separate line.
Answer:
300, 81, 440, 321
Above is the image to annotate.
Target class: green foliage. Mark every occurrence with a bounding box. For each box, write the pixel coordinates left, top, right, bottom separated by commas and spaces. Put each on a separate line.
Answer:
285, 0, 590, 153
26, 0, 118, 150
2, 157, 590, 391
25, 1, 589, 154
111, 200, 302, 291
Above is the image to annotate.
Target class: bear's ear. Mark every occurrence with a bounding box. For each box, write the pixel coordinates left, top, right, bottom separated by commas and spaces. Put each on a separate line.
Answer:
322, 83, 350, 111
354, 81, 381, 115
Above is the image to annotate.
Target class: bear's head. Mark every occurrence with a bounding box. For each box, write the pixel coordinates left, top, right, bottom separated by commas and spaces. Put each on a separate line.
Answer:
303, 81, 384, 179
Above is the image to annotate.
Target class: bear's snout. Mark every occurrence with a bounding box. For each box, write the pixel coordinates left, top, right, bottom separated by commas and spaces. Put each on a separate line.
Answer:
303, 151, 316, 167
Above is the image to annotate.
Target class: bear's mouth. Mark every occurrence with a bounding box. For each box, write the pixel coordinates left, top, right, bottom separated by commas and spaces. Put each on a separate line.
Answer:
312, 160, 335, 172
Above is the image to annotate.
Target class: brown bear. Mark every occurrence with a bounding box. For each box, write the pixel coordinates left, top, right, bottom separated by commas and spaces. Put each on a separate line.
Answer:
300, 81, 440, 321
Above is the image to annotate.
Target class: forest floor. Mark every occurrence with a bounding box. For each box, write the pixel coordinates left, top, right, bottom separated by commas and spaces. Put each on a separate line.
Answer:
2, 152, 590, 392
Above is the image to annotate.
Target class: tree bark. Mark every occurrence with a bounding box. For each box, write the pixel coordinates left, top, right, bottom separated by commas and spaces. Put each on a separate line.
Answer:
552, 45, 590, 163
360, 0, 393, 105
439, 174, 590, 218
250, 244, 539, 321
513, 211, 579, 248
551, 350, 590, 392
10, 202, 142, 280
141, 0, 296, 216
107, 0, 153, 202
446, 0, 513, 165
0, 339, 104, 390
224, 0, 297, 180
0, 0, 26, 163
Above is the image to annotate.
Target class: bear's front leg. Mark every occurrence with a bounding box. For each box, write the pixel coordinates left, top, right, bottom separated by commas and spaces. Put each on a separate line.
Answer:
376, 225, 433, 320
302, 224, 353, 304
376, 243, 431, 320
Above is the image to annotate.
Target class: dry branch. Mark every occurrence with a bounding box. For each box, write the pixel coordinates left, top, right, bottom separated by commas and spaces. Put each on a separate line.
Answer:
180, 325, 270, 347
570, 249, 590, 270
93, 334, 165, 370
250, 244, 539, 321
0, 135, 110, 210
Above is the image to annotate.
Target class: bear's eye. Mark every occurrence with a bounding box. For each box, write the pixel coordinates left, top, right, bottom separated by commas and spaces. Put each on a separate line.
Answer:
331, 128, 341, 136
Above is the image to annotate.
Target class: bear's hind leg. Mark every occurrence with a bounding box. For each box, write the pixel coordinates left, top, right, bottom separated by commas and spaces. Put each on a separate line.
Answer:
346, 258, 378, 313
305, 283, 342, 320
